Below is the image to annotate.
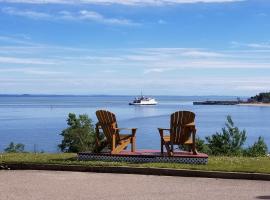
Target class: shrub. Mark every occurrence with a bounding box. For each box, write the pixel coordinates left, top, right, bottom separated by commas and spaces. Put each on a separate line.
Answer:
244, 136, 268, 157
59, 113, 97, 153
206, 115, 247, 156
195, 137, 212, 155
178, 137, 211, 154
4, 142, 25, 153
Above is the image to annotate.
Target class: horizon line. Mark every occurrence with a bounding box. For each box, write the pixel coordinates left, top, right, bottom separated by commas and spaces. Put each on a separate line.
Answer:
0, 93, 249, 97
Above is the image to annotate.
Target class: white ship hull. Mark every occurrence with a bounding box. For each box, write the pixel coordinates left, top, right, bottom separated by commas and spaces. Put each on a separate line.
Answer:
129, 98, 158, 105
129, 102, 157, 105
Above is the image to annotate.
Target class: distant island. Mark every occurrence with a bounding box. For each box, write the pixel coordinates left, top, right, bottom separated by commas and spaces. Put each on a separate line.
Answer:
193, 92, 270, 106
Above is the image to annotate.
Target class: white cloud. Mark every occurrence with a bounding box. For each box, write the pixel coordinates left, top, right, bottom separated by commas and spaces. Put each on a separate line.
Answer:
0, 75, 268, 95
2, 7, 51, 19
1, 39, 270, 94
231, 41, 270, 49
78, 10, 138, 25
0, 35, 35, 46
246, 43, 270, 49
1, 7, 138, 26
0, 44, 268, 95
180, 50, 226, 58
143, 68, 172, 74
0, 0, 245, 5
0, 56, 57, 65
0, 67, 67, 75
2, 43, 270, 69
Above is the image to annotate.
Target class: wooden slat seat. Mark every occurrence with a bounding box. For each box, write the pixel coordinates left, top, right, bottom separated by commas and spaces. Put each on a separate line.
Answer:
158, 111, 198, 156
162, 135, 193, 144
96, 110, 136, 154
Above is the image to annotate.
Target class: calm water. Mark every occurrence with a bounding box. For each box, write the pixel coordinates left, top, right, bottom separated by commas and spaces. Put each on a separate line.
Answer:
0, 95, 269, 152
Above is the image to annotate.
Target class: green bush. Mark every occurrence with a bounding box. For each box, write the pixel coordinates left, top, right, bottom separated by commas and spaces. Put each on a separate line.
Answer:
206, 115, 247, 156
195, 137, 212, 154
59, 113, 97, 153
200, 116, 269, 157
244, 136, 268, 157
4, 142, 25, 153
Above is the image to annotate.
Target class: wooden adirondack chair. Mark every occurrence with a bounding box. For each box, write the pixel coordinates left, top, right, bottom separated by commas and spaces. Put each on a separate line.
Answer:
95, 110, 136, 154
158, 111, 197, 156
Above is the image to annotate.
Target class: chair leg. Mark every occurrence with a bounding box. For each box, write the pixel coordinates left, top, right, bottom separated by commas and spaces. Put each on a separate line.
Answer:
164, 142, 172, 156
192, 129, 198, 155
131, 136, 136, 152
111, 134, 116, 154
161, 139, 164, 154
170, 142, 174, 156
188, 145, 192, 152
192, 143, 198, 155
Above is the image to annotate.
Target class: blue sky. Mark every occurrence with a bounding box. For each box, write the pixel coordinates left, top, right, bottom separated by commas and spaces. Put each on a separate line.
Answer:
0, 0, 270, 95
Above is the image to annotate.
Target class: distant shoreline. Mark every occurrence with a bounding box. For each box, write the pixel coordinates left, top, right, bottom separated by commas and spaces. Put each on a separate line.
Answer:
238, 103, 270, 107
193, 101, 270, 106
0, 94, 246, 98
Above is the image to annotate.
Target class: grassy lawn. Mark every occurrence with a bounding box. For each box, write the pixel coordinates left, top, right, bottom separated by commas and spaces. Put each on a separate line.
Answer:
0, 153, 270, 174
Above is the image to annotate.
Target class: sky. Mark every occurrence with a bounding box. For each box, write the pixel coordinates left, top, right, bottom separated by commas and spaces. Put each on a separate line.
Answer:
0, 0, 270, 96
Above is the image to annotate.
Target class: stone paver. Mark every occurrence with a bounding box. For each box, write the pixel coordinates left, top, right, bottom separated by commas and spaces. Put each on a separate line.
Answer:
0, 170, 270, 200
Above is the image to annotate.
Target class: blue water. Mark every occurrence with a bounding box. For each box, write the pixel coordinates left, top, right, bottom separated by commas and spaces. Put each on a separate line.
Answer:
0, 95, 269, 152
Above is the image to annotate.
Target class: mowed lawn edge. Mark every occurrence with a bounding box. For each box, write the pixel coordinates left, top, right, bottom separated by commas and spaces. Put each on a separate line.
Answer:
0, 153, 270, 174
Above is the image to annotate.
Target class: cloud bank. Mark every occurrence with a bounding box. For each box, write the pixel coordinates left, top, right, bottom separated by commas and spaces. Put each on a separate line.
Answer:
0, 0, 245, 5
1, 7, 138, 25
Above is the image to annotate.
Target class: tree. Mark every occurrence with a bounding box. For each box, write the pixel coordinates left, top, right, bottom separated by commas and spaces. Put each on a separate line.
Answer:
249, 92, 270, 103
206, 116, 247, 156
244, 136, 268, 157
4, 142, 25, 153
59, 113, 97, 153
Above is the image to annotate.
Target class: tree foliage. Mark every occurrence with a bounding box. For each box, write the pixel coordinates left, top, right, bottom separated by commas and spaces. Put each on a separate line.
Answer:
244, 136, 268, 157
200, 116, 269, 157
59, 113, 97, 153
206, 116, 247, 156
249, 92, 270, 103
195, 137, 212, 155
4, 142, 25, 153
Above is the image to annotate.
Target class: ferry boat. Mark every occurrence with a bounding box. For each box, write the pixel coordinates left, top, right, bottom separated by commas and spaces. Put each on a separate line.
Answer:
129, 95, 158, 105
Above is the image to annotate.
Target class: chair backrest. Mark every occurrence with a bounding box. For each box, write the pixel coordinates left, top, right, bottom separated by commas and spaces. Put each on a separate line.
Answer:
96, 110, 120, 143
170, 111, 195, 144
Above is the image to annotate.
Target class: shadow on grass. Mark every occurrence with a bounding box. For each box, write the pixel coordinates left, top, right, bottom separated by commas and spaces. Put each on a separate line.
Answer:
48, 157, 78, 162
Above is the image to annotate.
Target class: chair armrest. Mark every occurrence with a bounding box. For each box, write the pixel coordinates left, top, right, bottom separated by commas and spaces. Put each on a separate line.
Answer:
184, 122, 195, 127
158, 128, 170, 131
158, 128, 170, 138
115, 128, 137, 131
115, 128, 137, 137
184, 122, 196, 131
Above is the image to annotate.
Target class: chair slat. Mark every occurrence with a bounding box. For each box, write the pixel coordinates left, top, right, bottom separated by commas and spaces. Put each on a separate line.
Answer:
170, 111, 195, 144
96, 110, 119, 143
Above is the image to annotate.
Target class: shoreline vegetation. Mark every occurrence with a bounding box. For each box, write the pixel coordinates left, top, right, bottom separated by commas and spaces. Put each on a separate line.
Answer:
193, 92, 270, 106
238, 103, 270, 107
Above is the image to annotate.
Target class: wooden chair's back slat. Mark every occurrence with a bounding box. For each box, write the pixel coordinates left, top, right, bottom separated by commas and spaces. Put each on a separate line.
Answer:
170, 111, 195, 144
96, 110, 120, 143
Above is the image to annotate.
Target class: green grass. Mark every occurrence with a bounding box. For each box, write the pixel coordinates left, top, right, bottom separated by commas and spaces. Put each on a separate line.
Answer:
0, 153, 270, 174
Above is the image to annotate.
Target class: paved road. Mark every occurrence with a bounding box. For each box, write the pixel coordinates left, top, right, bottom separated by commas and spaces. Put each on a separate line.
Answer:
0, 170, 270, 200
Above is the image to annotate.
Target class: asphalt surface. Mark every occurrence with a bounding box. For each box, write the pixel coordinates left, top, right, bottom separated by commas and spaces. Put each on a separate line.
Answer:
0, 170, 270, 200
